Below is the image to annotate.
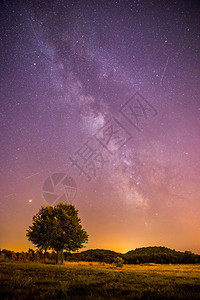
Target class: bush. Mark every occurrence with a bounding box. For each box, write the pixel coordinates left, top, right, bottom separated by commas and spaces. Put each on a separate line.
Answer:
114, 256, 124, 267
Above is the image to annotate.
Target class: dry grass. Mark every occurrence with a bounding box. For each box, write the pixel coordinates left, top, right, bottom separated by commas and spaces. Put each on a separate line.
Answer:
1, 261, 200, 299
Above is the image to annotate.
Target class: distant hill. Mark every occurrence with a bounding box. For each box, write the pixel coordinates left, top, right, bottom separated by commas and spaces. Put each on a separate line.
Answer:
64, 246, 200, 264
124, 246, 200, 264
64, 249, 121, 263
127, 246, 176, 255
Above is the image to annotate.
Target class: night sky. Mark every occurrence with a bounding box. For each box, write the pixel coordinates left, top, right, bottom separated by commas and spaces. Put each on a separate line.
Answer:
1, 0, 200, 254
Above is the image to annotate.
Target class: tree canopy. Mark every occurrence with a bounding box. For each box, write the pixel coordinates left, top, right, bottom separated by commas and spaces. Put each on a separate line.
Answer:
26, 203, 88, 263
26, 206, 54, 254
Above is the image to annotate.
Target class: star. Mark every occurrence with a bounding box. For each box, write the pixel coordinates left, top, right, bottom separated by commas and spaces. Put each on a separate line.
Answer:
0, 0, 200, 254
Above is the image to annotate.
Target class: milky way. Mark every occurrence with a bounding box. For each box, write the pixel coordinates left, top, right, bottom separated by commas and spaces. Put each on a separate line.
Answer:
0, 0, 200, 253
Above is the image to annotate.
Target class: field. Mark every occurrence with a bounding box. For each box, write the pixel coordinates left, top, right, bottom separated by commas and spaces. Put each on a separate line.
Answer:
1, 262, 200, 299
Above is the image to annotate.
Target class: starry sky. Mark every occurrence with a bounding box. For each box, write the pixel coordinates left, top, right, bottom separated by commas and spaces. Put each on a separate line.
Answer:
1, 0, 200, 254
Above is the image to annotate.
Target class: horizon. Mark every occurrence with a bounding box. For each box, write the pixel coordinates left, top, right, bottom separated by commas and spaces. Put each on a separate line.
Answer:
2, 244, 200, 256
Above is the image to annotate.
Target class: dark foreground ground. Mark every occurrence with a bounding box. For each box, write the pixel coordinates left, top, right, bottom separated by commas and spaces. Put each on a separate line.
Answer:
0, 262, 200, 299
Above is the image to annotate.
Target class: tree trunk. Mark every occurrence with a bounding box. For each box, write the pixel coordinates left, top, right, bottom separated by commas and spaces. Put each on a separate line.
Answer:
44, 249, 47, 263
56, 251, 59, 264
60, 249, 64, 264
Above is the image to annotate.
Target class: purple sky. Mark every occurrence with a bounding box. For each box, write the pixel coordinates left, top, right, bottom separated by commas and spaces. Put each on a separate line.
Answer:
0, 0, 200, 253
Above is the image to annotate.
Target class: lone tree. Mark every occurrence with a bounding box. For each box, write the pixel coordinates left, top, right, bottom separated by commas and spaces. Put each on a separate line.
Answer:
26, 203, 88, 263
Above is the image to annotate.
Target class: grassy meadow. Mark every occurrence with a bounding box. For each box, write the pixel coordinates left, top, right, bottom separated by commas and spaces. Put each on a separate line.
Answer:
1, 261, 200, 299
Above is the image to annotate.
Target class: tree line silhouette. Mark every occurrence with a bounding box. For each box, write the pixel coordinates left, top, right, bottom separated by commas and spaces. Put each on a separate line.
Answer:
1, 247, 200, 265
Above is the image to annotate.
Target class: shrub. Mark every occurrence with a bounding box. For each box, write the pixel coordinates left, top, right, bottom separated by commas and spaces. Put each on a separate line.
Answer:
114, 256, 124, 267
